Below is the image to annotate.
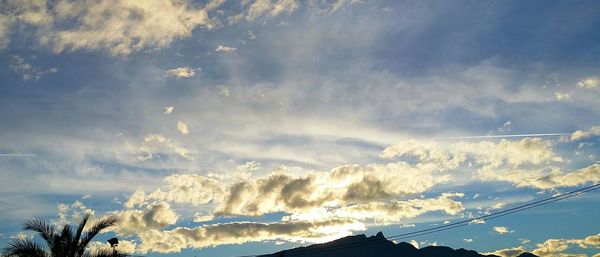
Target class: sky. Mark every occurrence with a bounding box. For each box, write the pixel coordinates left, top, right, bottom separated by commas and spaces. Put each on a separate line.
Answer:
0, 1, 600, 257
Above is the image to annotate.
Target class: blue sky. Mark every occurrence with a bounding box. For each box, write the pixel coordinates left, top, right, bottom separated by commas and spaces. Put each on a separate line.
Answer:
1, 1, 599, 257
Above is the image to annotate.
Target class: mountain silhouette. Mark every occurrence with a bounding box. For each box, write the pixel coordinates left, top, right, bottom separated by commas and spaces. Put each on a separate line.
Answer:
259, 232, 537, 257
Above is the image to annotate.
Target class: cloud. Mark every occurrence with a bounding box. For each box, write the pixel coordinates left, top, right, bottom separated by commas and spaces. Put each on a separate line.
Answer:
217, 85, 230, 96
165, 67, 196, 78
5, 0, 218, 55
215, 44, 237, 52
113, 202, 178, 235
87, 240, 138, 254
135, 218, 364, 253
381, 138, 560, 170
243, 0, 299, 21
555, 91, 571, 101
56, 201, 94, 226
118, 160, 458, 225
570, 125, 600, 141
485, 247, 527, 257
469, 219, 485, 224
0, 15, 12, 49
177, 121, 190, 135
488, 233, 600, 257
132, 133, 192, 160
164, 106, 174, 114
480, 163, 600, 190
124, 174, 224, 209
464, 238, 474, 243
316, 193, 464, 223
9, 55, 58, 81
577, 76, 600, 89
493, 226, 513, 235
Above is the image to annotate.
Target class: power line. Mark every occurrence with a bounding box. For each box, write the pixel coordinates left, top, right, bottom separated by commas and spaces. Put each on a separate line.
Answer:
236, 183, 600, 257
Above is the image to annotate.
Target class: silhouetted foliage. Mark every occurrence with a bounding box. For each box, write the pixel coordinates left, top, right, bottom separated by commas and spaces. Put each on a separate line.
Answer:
3, 213, 129, 257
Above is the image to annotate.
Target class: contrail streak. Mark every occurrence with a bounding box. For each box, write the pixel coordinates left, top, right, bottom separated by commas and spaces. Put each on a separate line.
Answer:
436, 133, 569, 140
0, 153, 37, 157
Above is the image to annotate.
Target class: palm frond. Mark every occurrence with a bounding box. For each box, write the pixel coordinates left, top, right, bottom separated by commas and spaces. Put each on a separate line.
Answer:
77, 216, 117, 256
58, 224, 75, 257
3, 238, 48, 257
23, 219, 56, 248
72, 213, 91, 257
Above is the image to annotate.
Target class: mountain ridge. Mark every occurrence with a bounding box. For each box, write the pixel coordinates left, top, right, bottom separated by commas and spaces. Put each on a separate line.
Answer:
258, 232, 537, 257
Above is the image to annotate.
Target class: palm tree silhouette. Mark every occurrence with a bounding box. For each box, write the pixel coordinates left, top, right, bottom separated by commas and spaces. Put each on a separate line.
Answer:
3, 213, 129, 257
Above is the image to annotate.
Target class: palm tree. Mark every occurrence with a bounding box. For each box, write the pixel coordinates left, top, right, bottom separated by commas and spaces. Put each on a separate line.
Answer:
3, 213, 128, 257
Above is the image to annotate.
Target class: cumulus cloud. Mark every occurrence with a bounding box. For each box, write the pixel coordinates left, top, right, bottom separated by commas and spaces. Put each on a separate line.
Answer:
570, 125, 600, 141
317, 193, 464, 223
177, 121, 190, 135
493, 226, 513, 235
381, 138, 600, 190
135, 218, 364, 253
242, 0, 299, 21
165, 67, 196, 78
87, 240, 138, 254
215, 44, 237, 52
9, 55, 58, 81
56, 201, 94, 226
0, 15, 13, 49
217, 85, 230, 96
128, 133, 192, 160
555, 91, 571, 101
485, 247, 527, 257
113, 202, 178, 235
2, 0, 218, 55
487, 233, 600, 257
577, 76, 600, 89
381, 138, 561, 170
479, 164, 600, 190
109, 155, 467, 252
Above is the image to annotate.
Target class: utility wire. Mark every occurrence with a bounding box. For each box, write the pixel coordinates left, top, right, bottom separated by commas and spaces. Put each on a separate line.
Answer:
236, 183, 600, 257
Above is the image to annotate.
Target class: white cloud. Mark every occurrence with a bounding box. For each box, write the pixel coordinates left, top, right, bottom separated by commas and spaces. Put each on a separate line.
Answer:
243, 0, 299, 21
490, 202, 506, 209
485, 247, 527, 257
555, 91, 571, 101
381, 138, 560, 170
164, 106, 174, 114
217, 85, 230, 96
464, 238, 474, 243
479, 164, 600, 190
135, 218, 364, 253
570, 125, 600, 141
409, 240, 419, 248
488, 233, 600, 257
13, 0, 217, 55
0, 15, 12, 49
577, 76, 600, 89
493, 226, 513, 235
177, 121, 190, 135
56, 200, 94, 226
165, 67, 196, 78
133, 133, 193, 160
9, 55, 58, 81
319, 193, 464, 223
215, 44, 237, 52
87, 240, 138, 254
469, 219, 485, 224
113, 202, 178, 236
